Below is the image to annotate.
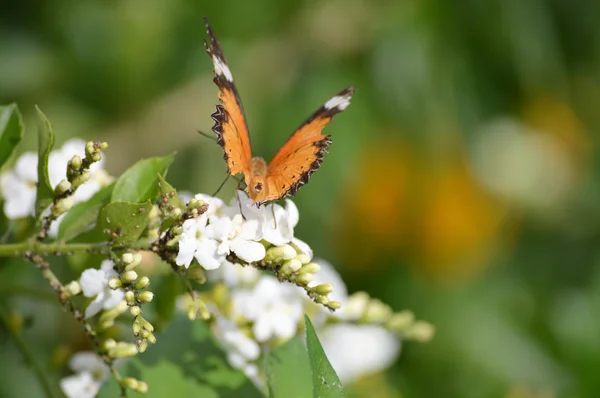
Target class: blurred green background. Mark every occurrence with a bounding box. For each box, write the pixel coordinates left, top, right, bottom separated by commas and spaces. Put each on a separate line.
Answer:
2, 0, 600, 397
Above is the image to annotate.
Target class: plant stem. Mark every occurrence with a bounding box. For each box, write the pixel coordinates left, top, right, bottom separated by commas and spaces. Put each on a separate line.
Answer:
0, 305, 59, 398
0, 241, 151, 257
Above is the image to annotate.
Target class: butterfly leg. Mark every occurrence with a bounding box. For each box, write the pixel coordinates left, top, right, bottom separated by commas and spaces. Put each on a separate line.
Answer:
236, 190, 246, 220
271, 203, 277, 229
212, 174, 230, 197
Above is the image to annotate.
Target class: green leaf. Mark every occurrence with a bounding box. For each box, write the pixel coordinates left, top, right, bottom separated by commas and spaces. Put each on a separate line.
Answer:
265, 336, 312, 398
112, 154, 175, 203
98, 316, 262, 398
304, 315, 345, 398
56, 183, 114, 241
96, 201, 153, 244
34, 106, 55, 216
0, 103, 24, 170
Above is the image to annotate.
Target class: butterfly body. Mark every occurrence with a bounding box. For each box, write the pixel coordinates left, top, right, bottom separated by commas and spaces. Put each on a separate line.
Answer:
204, 18, 354, 206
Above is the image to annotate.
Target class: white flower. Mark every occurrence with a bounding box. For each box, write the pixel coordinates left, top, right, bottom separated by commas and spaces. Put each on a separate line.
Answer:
232, 276, 304, 342
318, 324, 401, 383
0, 139, 111, 229
0, 152, 38, 219
60, 352, 110, 398
80, 260, 125, 319
210, 215, 266, 263
176, 216, 224, 270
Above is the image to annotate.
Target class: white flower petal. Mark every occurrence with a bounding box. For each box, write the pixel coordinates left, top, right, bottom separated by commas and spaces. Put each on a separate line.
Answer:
69, 352, 109, 378
102, 290, 125, 310
291, 237, 313, 258
60, 372, 101, 398
195, 239, 224, 270
80, 269, 107, 297
84, 294, 105, 319
230, 239, 266, 263
285, 200, 299, 228
253, 316, 273, 342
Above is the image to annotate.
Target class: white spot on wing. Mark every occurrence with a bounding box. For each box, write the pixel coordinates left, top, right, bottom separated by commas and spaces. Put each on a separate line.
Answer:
213, 56, 234, 82
324, 94, 351, 111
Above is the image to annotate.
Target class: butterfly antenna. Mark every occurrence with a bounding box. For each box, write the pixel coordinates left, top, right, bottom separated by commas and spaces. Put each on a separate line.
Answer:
212, 174, 230, 197
197, 130, 216, 141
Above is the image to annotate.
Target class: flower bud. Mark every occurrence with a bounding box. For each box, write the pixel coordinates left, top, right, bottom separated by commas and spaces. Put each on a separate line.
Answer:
364, 299, 392, 324
108, 278, 122, 290
137, 291, 154, 303
99, 142, 108, 151
140, 317, 154, 332
54, 198, 74, 215
187, 266, 206, 284
137, 339, 148, 353
172, 208, 182, 218
135, 381, 148, 393
404, 321, 435, 343
298, 262, 320, 275
122, 253, 134, 265
264, 244, 296, 263
387, 310, 415, 332
72, 170, 90, 187
146, 332, 157, 344
69, 155, 82, 169
132, 319, 141, 336
124, 253, 143, 271
121, 270, 138, 284
64, 281, 81, 296
102, 338, 117, 352
123, 377, 139, 390
295, 254, 311, 265
296, 272, 314, 285
280, 259, 302, 276
135, 276, 150, 290
110, 342, 138, 358
313, 283, 334, 295
130, 306, 141, 317
315, 295, 329, 305
55, 180, 71, 196
326, 301, 342, 310
125, 291, 136, 305
344, 291, 370, 320
85, 141, 95, 157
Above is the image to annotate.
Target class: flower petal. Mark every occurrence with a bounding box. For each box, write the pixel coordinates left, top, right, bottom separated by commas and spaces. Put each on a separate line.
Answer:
230, 239, 266, 263
80, 269, 106, 297
195, 239, 224, 270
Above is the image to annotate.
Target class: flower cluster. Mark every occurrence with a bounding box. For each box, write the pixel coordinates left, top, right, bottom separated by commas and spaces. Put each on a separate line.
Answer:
60, 352, 110, 398
0, 138, 112, 235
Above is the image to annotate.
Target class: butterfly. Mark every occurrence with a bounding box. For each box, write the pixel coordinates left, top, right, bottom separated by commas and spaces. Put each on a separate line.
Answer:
204, 18, 354, 206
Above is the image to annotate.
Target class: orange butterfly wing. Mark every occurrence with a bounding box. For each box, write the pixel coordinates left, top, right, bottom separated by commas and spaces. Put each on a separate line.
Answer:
204, 18, 252, 184
254, 86, 355, 205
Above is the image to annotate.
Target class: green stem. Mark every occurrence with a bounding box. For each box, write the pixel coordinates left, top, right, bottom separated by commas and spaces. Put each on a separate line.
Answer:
0, 241, 150, 257
0, 305, 59, 398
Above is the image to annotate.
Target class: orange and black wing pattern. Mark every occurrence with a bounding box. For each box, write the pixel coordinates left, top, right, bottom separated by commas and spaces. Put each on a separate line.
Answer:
204, 18, 252, 183
256, 86, 355, 205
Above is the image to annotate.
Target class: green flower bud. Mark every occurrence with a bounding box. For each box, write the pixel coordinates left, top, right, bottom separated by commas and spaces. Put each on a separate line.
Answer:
123, 377, 139, 390
387, 310, 415, 332
313, 283, 334, 295
172, 208, 183, 218
103, 338, 117, 352
90, 152, 102, 163
404, 321, 435, 343
140, 317, 154, 333
326, 301, 342, 310
125, 291, 136, 305
187, 307, 197, 321
137, 339, 148, 353
53, 198, 74, 215
315, 295, 329, 305
121, 270, 138, 284
146, 332, 157, 344
110, 342, 138, 358
122, 253, 134, 264
85, 141, 95, 157
280, 259, 302, 276
135, 381, 148, 393
64, 281, 81, 296
108, 278, 122, 290
55, 180, 71, 196
187, 265, 206, 284
73, 170, 90, 187
137, 291, 154, 303
364, 299, 392, 324
299, 262, 320, 275
132, 319, 141, 336
265, 244, 296, 263
344, 291, 370, 319
130, 306, 141, 317
69, 155, 82, 169
296, 272, 314, 285
295, 254, 311, 265
99, 142, 108, 151
135, 276, 150, 290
